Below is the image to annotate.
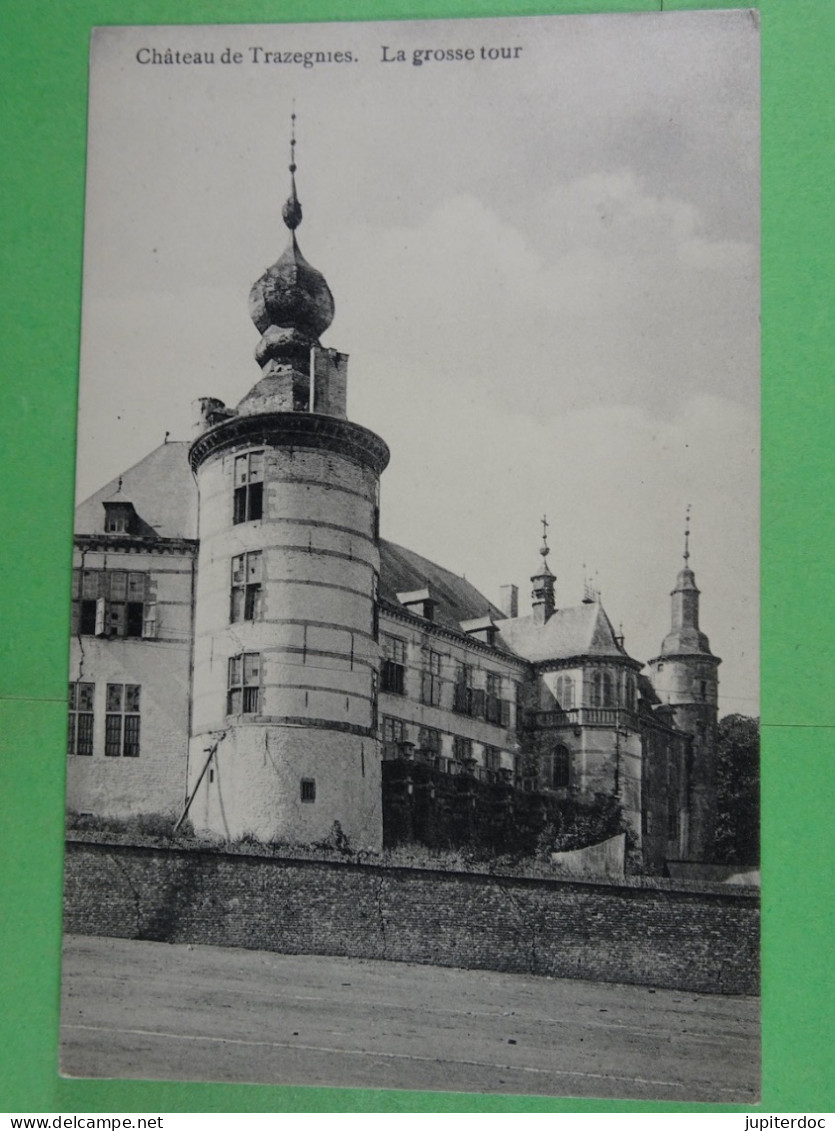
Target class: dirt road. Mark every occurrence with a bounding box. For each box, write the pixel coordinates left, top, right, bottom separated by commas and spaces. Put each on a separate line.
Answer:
60, 934, 759, 1103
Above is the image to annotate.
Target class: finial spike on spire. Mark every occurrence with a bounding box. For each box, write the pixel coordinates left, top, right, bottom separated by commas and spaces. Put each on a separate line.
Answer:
540, 513, 550, 559
684, 503, 692, 564
282, 106, 303, 231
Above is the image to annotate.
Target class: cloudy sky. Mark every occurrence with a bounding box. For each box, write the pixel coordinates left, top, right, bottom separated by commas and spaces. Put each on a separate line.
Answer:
78, 11, 760, 715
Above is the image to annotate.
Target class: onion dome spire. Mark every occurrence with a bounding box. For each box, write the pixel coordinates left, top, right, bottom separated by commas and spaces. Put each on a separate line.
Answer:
248, 111, 335, 361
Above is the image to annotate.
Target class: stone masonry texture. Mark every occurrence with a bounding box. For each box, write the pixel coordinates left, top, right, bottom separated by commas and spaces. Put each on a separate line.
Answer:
63, 840, 759, 995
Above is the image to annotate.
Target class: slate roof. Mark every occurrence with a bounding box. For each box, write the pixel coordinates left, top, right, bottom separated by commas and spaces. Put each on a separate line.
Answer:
495, 601, 633, 665
75, 441, 197, 539
73, 442, 639, 669
378, 540, 504, 632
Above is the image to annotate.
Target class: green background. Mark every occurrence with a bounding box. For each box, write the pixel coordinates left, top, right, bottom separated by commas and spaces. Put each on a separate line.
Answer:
1, 0, 832, 1114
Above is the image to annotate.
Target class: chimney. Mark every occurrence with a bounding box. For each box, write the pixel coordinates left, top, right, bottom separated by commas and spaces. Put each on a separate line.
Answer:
499, 584, 518, 619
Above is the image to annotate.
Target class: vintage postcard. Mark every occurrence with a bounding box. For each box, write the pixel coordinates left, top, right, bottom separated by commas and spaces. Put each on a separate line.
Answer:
61, 11, 760, 1103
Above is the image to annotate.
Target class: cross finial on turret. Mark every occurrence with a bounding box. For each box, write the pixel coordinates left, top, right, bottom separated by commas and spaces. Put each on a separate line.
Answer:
540, 513, 550, 560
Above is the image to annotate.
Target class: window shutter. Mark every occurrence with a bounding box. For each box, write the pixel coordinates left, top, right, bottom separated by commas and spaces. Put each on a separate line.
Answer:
95, 597, 108, 636
142, 604, 158, 639
127, 572, 146, 601
110, 571, 127, 600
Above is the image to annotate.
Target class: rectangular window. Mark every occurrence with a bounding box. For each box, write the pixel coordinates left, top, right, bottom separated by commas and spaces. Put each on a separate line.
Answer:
418, 725, 442, 756
668, 802, 678, 839
452, 660, 470, 714
371, 572, 380, 642
104, 683, 140, 757
301, 778, 316, 803
381, 634, 406, 695
68, 682, 95, 756
71, 569, 149, 639
227, 652, 261, 715
233, 451, 264, 524
421, 649, 442, 706
231, 551, 263, 622
372, 482, 381, 542
452, 735, 473, 763
485, 672, 500, 723
370, 669, 378, 730
471, 687, 486, 719
381, 715, 405, 758
484, 745, 501, 774
80, 600, 97, 635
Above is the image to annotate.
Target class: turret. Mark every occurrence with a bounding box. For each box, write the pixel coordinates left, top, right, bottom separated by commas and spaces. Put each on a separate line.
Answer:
647, 509, 720, 861
186, 115, 389, 849
530, 515, 556, 625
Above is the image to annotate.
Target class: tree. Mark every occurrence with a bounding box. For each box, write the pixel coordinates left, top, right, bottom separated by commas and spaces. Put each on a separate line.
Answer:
714, 714, 760, 865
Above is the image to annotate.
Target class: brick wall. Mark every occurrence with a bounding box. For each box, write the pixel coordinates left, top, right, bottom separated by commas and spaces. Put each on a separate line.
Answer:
63, 840, 759, 994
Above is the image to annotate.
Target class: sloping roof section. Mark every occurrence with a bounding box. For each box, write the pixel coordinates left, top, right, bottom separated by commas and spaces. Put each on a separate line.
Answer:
75, 441, 197, 539
73, 447, 634, 667
379, 540, 503, 632
495, 601, 631, 664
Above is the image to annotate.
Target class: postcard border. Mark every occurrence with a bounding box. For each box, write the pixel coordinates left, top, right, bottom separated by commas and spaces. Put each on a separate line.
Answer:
1, 0, 832, 1114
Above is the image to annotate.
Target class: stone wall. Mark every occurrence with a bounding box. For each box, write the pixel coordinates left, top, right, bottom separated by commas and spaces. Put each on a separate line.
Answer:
63, 840, 759, 995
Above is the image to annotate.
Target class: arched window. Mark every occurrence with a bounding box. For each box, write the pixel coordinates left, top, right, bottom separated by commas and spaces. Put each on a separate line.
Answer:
553, 745, 570, 788
590, 670, 614, 707
554, 674, 574, 710
590, 671, 601, 707
600, 671, 614, 706
623, 673, 635, 710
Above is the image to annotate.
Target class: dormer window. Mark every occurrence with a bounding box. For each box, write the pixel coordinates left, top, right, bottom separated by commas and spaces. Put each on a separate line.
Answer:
397, 588, 436, 622
102, 499, 138, 535
461, 615, 498, 647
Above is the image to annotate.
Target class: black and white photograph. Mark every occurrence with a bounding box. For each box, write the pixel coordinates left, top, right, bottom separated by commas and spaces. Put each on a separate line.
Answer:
61, 10, 761, 1103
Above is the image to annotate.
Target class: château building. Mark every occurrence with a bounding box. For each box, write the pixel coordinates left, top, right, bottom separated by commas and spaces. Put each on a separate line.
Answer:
66, 133, 721, 872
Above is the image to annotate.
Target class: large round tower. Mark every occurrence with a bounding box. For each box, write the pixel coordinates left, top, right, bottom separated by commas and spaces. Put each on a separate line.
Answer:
186, 121, 389, 849
647, 515, 720, 861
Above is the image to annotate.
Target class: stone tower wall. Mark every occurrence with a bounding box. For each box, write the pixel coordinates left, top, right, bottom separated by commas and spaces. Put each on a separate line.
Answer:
188, 435, 384, 850
649, 654, 720, 861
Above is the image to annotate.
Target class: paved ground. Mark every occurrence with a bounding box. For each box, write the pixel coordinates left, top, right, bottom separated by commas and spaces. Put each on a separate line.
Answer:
60, 934, 760, 1103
